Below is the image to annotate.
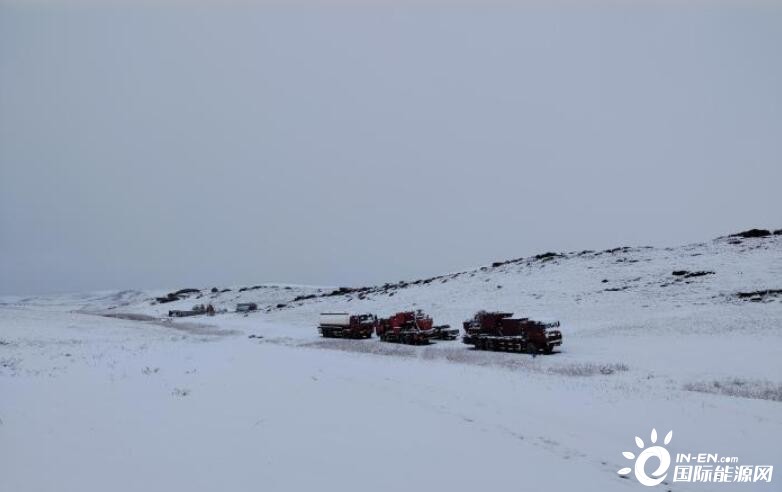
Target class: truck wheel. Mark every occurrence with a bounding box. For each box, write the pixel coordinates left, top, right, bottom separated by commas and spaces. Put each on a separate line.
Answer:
526, 343, 538, 355
544, 345, 553, 354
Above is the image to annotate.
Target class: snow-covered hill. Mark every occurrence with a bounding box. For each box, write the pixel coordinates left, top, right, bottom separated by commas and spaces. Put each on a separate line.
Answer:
1, 229, 780, 492
51, 228, 780, 324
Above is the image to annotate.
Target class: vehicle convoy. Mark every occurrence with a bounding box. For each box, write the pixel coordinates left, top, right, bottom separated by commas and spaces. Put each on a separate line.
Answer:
318, 313, 377, 339
169, 303, 214, 318
376, 310, 436, 344
462, 311, 562, 354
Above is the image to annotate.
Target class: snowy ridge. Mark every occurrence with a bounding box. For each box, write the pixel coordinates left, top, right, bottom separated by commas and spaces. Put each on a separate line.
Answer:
83, 230, 781, 340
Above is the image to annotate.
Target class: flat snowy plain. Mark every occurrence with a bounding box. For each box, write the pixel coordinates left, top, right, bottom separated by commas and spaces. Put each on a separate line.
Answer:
1, 234, 780, 491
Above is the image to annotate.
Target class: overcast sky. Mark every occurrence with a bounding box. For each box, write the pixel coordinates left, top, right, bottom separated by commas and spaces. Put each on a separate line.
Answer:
1, 1, 780, 295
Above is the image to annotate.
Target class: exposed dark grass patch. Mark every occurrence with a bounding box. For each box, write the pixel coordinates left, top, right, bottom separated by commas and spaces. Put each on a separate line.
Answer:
0, 357, 22, 375
172, 388, 191, 397
300, 339, 628, 377
684, 379, 782, 402
731, 289, 782, 303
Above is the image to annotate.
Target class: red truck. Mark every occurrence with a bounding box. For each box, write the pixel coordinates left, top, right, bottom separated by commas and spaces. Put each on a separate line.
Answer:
318, 313, 377, 339
462, 311, 562, 354
376, 310, 436, 345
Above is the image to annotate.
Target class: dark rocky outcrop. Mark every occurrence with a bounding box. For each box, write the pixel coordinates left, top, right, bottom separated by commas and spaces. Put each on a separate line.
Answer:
729, 229, 771, 239
733, 289, 782, 302
155, 288, 200, 304
173, 288, 200, 296
672, 270, 714, 279
535, 252, 561, 261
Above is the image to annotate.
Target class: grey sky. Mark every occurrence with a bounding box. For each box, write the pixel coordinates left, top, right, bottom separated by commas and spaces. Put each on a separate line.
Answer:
1, 2, 781, 295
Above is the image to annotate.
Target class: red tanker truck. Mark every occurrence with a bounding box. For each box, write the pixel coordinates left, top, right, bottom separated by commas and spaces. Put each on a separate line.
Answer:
462, 311, 562, 354
376, 310, 435, 345
318, 313, 377, 339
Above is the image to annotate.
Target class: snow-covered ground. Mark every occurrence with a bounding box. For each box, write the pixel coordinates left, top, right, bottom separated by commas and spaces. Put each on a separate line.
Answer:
1, 233, 780, 491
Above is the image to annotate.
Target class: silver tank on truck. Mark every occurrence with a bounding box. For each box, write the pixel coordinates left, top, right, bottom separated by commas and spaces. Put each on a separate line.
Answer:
318, 312, 376, 339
